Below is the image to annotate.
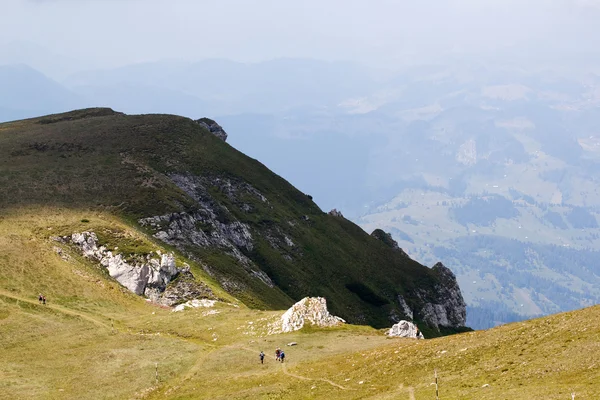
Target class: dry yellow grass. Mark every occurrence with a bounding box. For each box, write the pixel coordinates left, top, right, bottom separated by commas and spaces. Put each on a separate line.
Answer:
1, 209, 598, 399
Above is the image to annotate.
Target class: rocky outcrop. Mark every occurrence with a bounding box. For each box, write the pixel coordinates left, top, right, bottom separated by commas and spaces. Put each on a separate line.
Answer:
152, 269, 216, 306
328, 209, 344, 218
413, 262, 467, 329
371, 229, 410, 258
139, 174, 275, 288
196, 118, 228, 142
397, 295, 414, 320
140, 211, 274, 288
136, 174, 466, 332
59, 232, 215, 305
172, 299, 217, 312
387, 320, 424, 339
68, 232, 179, 296
269, 297, 345, 334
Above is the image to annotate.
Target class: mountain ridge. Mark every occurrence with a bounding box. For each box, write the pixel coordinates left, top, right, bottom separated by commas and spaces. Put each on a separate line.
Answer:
0, 108, 468, 334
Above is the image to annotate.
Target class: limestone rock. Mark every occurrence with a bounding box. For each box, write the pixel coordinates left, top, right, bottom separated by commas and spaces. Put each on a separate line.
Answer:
328, 209, 344, 218
413, 262, 467, 329
69, 232, 184, 299
53, 246, 71, 262
387, 320, 424, 339
196, 118, 228, 142
151, 269, 216, 306
397, 295, 414, 320
172, 299, 217, 312
139, 174, 276, 289
269, 297, 345, 334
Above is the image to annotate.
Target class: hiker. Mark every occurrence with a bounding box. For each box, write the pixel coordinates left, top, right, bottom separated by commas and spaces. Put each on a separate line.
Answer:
275, 348, 281, 361
259, 351, 265, 364
280, 351, 285, 363
38, 294, 43, 304
42, 296, 46, 305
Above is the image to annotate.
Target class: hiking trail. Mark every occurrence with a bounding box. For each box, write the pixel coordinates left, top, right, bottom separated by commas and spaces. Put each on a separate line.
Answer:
408, 386, 415, 400
281, 362, 352, 390
238, 345, 354, 391
0, 289, 110, 329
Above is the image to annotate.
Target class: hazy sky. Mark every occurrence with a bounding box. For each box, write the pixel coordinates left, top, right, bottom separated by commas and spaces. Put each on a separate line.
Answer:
2, 0, 599, 72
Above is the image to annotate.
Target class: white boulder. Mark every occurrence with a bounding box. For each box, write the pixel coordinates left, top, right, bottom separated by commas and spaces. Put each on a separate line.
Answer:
269, 297, 345, 334
173, 299, 217, 312
387, 320, 424, 339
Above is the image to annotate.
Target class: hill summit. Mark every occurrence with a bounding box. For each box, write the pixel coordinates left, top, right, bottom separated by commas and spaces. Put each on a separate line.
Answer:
0, 108, 467, 334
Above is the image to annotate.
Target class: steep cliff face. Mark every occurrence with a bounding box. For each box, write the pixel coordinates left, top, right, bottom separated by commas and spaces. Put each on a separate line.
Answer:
196, 118, 228, 141
427, 262, 467, 327
138, 174, 278, 294
0, 109, 469, 334
366, 231, 466, 331
394, 262, 466, 331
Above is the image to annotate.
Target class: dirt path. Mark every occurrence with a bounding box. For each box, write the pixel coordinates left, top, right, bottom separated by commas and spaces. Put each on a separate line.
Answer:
0, 291, 407, 398
363, 383, 416, 400
0, 289, 111, 329
0, 289, 221, 400
144, 346, 217, 400
236, 345, 353, 391
281, 362, 352, 390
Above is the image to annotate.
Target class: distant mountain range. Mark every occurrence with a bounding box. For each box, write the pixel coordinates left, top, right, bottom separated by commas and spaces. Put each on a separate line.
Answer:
353, 65, 600, 328
0, 64, 85, 121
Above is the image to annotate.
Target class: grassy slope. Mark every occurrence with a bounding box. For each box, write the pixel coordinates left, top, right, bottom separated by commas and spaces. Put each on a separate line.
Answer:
0, 109, 452, 329
0, 211, 597, 399
0, 133, 596, 399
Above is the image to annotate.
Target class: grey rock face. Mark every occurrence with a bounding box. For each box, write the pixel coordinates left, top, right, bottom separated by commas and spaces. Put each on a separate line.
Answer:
139, 174, 275, 288
419, 303, 451, 327
196, 118, 228, 142
413, 262, 467, 329
141, 211, 273, 288
151, 269, 216, 306
370, 230, 465, 329
387, 320, 424, 339
264, 226, 296, 254
397, 295, 414, 320
328, 209, 344, 218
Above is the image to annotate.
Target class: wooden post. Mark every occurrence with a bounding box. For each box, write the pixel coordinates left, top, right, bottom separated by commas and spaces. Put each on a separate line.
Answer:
434, 369, 439, 400
155, 363, 158, 385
